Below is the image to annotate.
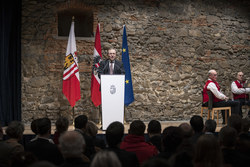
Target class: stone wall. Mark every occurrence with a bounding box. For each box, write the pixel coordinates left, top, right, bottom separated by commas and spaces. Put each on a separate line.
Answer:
21, 0, 250, 124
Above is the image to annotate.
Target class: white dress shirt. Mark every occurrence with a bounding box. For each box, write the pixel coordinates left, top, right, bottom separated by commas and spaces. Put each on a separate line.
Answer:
207, 79, 227, 100
231, 80, 250, 94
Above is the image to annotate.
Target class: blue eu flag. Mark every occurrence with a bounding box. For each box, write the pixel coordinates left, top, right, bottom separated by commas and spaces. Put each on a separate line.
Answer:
122, 25, 134, 106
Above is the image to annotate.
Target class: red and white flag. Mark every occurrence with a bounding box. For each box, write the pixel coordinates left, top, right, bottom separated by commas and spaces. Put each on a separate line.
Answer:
91, 24, 102, 107
62, 21, 81, 107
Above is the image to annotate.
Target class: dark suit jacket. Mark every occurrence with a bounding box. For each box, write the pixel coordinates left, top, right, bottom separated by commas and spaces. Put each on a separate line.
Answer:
98, 59, 125, 78
74, 129, 96, 159
25, 138, 64, 165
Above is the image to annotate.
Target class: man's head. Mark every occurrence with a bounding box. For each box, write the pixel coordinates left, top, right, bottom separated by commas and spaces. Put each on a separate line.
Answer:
219, 126, 237, 148
147, 120, 161, 136
59, 131, 85, 158
108, 48, 116, 61
190, 115, 204, 133
236, 72, 244, 82
36, 118, 51, 136
74, 115, 88, 130
5, 121, 24, 140
162, 126, 183, 153
204, 119, 217, 133
55, 117, 69, 133
208, 70, 217, 82
129, 120, 145, 136
106, 121, 124, 147
179, 123, 193, 138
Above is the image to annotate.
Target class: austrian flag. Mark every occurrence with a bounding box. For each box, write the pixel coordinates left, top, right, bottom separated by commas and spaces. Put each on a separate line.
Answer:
91, 24, 102, 107
62, 21, 81, 107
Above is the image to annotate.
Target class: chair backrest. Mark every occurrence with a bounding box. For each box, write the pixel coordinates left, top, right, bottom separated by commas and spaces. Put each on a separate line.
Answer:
207, 91, 213, 110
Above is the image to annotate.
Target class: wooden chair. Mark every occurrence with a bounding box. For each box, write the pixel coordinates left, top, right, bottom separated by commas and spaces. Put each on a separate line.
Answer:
201, 91, 231, 124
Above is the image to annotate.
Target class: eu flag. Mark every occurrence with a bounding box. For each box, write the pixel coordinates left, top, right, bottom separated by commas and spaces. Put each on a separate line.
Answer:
122, 25, 134, 106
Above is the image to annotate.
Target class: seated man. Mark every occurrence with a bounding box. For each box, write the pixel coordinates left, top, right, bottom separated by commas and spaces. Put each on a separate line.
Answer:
147, 120, 162, 152
203, 69, 240, 124
231, 71, 250, 117
25, 118, 64, 165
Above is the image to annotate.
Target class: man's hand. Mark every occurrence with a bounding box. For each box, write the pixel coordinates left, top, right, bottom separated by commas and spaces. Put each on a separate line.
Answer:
225, 97, 229, 101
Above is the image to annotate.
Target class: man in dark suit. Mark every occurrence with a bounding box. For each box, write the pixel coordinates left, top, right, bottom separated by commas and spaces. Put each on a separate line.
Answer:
25, 118, 64, 165
74, 115, 96, 159
98, 48, 125, 78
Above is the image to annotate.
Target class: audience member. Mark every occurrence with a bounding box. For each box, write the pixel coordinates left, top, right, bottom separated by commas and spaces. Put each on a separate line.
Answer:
53, 117, 69, 145
236, 118, 250, 158
74, 115, 96, 159
179, 123, 193, 138
30, 118, 54, 144
86, 121, 105, 150
30, 118, 40, 142
204, 119, 217, 135
190, 115, 204, 143
176, 123, 195, 167
227, 115, 242, 134
25, 117, 64, 165
0, 123, 12, 167
120, 120, 158, 164
59, 131, 89, 167
106, 121, 139, 167
219, 126, 248, 167
5, 121, 25, 155
147, 120, 162, 152
193, 134, 223, 167
231, 71, 250, 117
157, 126, 184, 160
240, 118, 250, 135
90, 150, 121, 167
203, 69, 240, 124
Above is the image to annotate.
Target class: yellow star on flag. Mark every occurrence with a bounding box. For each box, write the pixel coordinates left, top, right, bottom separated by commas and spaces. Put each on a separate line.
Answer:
125, 80, 129, 84
123, 48, 126, 53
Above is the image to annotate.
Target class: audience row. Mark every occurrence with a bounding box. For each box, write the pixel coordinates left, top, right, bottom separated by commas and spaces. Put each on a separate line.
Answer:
0, 114, 249, 167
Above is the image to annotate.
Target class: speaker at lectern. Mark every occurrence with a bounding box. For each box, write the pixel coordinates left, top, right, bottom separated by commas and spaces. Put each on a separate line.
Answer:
101, 75, 125, 130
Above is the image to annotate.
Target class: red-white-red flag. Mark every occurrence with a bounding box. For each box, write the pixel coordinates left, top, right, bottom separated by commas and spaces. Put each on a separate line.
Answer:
91, 24, 102, 107
63, 21, 81, 107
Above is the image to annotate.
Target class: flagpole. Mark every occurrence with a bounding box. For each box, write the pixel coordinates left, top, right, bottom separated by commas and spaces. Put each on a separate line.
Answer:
72, 106, 75, 126
123, 24, 126, 124
72, 15, 75, 126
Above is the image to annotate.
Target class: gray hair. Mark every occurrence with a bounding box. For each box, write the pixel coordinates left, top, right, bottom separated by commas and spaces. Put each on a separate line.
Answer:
59, 131, 85, 157
90, 150, 121, 167
5, 121, 24, 139
208, 69, 216, 76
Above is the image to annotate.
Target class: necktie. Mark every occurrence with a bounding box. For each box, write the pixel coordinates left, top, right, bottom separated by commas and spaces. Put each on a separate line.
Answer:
110, 62, 113, 74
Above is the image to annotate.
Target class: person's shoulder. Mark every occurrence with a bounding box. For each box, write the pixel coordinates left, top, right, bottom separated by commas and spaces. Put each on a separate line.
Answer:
232, 80, 237, 83
115, 60, 123, 65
